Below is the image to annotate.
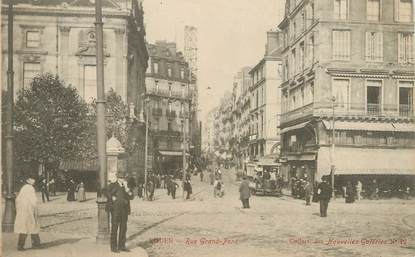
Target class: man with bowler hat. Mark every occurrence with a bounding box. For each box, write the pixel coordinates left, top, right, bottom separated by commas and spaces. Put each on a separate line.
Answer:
106, 172, 134, 252
317, 177, 333, 217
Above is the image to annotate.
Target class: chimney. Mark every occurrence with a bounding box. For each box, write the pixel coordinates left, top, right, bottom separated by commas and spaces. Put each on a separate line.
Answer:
265, 31, 281, 55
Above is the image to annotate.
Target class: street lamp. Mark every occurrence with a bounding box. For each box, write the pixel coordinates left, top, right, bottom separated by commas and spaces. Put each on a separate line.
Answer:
95, 0, 109, 243
2, 0, 15, 232
142, 97, 150, 200
330, 96, 336, 197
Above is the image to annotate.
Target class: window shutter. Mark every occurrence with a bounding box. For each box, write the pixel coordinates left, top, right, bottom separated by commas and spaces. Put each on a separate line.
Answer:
375, 32, 383, 61
398, 33, 403, 62
365, 32, 371, 61
394, 0, 399, 22
345, 31, 350, 59
409, 34, 414, 63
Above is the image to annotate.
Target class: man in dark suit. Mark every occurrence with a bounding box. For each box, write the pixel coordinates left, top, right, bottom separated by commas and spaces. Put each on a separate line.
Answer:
317, 177, 333, 217
106, 173, 134, 253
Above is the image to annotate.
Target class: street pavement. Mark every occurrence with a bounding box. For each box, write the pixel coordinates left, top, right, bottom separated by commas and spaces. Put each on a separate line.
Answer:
2, 168, 415, 257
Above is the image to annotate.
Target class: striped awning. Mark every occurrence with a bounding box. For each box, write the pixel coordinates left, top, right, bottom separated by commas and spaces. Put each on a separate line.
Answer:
322, 120, 395, 132
317, 147, 415, 176
280, 121, 310, 134
59, 159, 98, 172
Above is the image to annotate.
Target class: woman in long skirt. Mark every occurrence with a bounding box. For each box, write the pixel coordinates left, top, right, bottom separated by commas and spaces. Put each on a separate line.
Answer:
77, 182, 86, 202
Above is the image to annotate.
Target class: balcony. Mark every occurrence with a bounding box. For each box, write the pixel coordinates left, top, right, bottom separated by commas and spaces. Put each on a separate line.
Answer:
146, 87, 190, 100
151, 129, 182, 138
280, 102, 414, 124
166, 110, 176, 118
152, 108, 163, 116
179, 111, 190, 118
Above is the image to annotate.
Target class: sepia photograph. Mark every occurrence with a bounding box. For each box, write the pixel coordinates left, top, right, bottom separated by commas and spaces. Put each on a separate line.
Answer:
0, 0, 414, 256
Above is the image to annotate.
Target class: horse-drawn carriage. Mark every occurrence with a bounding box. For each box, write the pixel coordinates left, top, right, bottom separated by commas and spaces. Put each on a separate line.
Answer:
245, 161, 282, 197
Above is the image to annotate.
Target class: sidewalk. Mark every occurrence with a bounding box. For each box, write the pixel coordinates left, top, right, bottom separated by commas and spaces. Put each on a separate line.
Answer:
2, 232, 148, 257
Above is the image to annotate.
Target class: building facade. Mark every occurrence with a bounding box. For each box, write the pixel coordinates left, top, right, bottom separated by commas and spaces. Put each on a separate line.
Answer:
278, 0, 415, 189
145, 41, 196, 174
248, 31, 283, 159
1, 0, 149, 187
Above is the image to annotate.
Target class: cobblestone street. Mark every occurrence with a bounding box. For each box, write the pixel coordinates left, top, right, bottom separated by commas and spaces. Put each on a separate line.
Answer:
2, 168, 414, 257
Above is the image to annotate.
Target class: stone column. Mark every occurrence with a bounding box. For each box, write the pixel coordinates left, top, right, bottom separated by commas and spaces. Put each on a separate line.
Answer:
59, 26, 71, 82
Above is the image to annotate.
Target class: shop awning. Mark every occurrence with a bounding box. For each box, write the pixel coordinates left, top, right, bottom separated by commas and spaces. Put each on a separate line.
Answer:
159, 151, 189, 157
286, 154, 316, 161
392, 123, 415, 132
317, 147, 415, 176
59, 159, 98, 172
322, 120, 395, 132
280, 121, 310, 134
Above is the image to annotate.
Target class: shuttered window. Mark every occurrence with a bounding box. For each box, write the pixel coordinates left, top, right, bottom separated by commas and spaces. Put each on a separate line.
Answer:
334, 0, 348, 20
367, 0, 380, 21
365, 32, 383, 62
398, 33, 414, 64
332, 30, 350, 60
395, 0, 413, 22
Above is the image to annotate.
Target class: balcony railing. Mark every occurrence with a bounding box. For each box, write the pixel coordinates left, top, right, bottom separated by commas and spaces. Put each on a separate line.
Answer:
166, 110, 176, 118
152, 108, 163, 116
281, 102, 414, 124
147, 87, 190, 99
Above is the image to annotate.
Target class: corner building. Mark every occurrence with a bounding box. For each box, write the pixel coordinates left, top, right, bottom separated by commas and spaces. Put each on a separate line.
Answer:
278, 0, 415, 191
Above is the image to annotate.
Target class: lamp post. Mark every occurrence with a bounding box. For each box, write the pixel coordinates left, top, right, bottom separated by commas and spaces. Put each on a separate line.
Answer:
143, 98, 149, 200
330, 96, 336, 198
95, 0, 109, 243
182, 116, 187, 199
2, 0, 15, 233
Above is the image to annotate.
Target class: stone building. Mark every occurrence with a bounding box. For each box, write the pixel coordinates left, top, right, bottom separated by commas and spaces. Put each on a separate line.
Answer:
145, 41, 196, 175
278, 0, 415, 190
248, 31, 283, 160
1, 0, 149, 188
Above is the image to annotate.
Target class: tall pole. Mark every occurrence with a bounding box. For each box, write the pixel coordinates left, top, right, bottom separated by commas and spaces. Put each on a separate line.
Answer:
95, 0, 109, 243
330, 96, 336, 198
182, 117, 186, 199
2, 0, 16, 233
144, 101, 149, 200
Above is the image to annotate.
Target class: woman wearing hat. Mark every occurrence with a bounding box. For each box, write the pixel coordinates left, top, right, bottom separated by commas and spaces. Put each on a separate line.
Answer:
14, 176, 41, 250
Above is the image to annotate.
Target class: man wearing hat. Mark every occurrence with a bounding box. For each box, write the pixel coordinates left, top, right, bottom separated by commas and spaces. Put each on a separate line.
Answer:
317, 176, 333, 217
239, 176, 251, 208
15, 175, 41, 250
106, 172, 134, 252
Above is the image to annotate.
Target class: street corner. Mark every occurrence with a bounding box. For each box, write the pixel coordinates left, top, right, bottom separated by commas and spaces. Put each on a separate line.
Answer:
1, 233, 148, 257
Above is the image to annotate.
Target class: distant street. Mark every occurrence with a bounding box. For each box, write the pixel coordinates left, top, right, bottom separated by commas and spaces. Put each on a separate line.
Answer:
2, 168, 413, 257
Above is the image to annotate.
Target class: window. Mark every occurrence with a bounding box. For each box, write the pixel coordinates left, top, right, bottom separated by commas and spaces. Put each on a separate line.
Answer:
365, 32, 383, 62
367, 0, 380, 21
83, 65, 97, 103
398, 81, 414, 117
332, 78, 349, 109
26, 31, 40, 48
180, 69, 185, 79
167, 67, 172, 77
291, 48, 296, 76
153, 62, 159, 74
334, 0, 348, 20
398, 33, 414, 64
153, 119, 159, 130
332, 30, 350, 60
366, 80, 382, 115
395, 0, 413, 22
308, 35, 315, 65
23, 62, 40, 89
299, 41, 305, 71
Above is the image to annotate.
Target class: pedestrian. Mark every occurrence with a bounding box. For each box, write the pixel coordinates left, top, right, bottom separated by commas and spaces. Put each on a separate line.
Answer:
49, 178, 56, 196
304, 181, 312, 206
356, 180, 362, 200
77, 182, 86, 202
317, 177, 333, 217
370, 179, 379, 200
200, 170, 204, 182
39, 178, 49, 203
345, 181, 355, 203
170, 179, 178, 199
239, 176, 251, 208
183, 179, 192, 200
66, 178, 76, 201
105, 173, 134, 253
312, 181, 319, 203
147, 180, 155, 201
15, 175, 42, 251
209, 170, 215, 185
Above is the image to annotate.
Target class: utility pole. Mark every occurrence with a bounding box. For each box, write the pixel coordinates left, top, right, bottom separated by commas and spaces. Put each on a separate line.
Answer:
144, 100, 149, 200
2, 0, 15, 233
330, 96, 336, 198
182, 116, 186, 199
95, 0, 109, 243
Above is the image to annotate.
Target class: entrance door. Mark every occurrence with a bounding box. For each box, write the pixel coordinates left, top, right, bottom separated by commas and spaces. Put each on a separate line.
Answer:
367, 82, 381, 115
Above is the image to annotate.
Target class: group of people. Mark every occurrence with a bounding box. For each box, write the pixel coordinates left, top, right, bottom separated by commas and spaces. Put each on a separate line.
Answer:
66, 179, 86, 202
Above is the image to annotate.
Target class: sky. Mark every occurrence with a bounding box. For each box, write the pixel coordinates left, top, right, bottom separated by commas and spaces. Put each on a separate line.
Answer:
142, 0, 285, 121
